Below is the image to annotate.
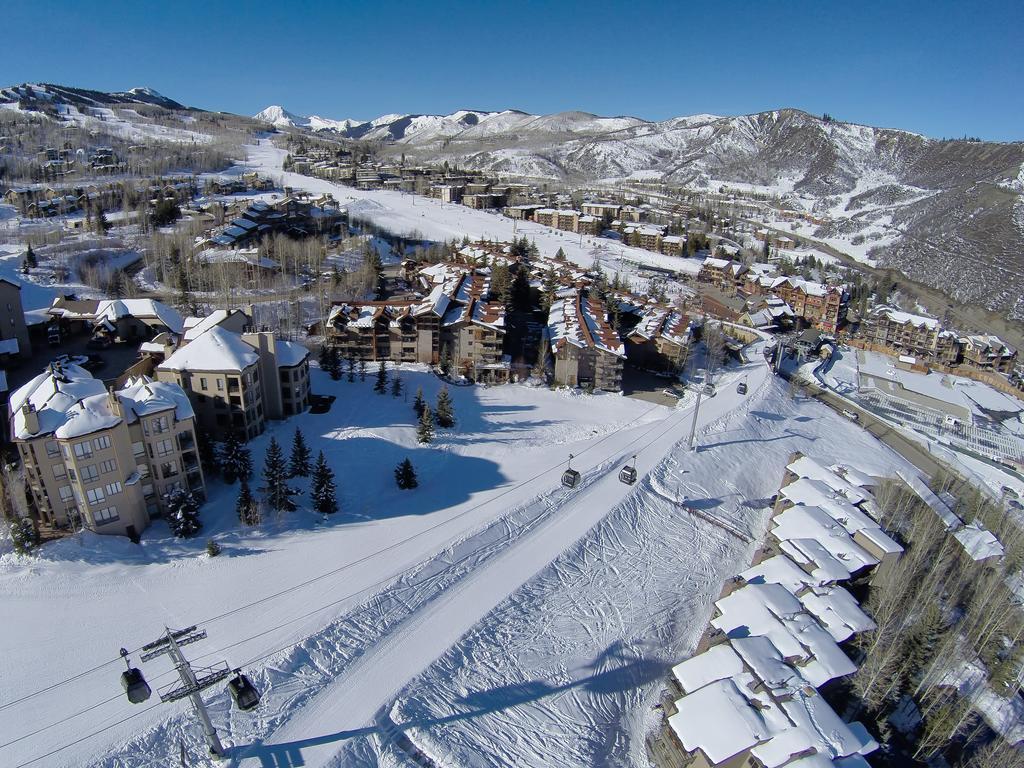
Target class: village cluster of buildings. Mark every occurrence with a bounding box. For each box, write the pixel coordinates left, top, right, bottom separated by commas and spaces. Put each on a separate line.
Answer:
654, 453, 903, 768
3, 175, 197, 218
9, 297, 311, 539
696, 257, 848, 335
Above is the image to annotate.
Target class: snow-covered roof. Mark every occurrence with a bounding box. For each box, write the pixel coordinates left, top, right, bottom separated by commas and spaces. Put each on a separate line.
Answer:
770, 505, 879, 577
117, 375, 195, 423
871, 305, 939, 330
276, 339, 310, 368
953, 522, 1004, 561
897, 470, 962, 530
10, 364, 194, 441
48, 297, 184, 334
671, 642, 744, 694
159, 325, 259, 372
182, 309, 249, 342
547, 291, 625, 358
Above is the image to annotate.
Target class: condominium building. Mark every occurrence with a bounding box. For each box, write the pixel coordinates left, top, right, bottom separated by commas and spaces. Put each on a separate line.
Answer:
10, 362, 204, 538
156, 314, 311, 439
547, 290, 625, 391
860, 306, 959, 362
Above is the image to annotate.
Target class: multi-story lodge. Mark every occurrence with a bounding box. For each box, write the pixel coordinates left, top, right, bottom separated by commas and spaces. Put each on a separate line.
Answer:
623, 304, 693, 374
326, 265, 509, 382
547, 290, 625, 391
47, 297, 185, 340
959, 334, 1016, 373
743, 274, 846, 334
859, 306, 960, 363
155, 311, 311, 439
10, 361, 204, 538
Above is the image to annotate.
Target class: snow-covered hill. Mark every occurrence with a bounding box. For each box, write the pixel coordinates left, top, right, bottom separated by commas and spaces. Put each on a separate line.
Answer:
253, 104, 363, 132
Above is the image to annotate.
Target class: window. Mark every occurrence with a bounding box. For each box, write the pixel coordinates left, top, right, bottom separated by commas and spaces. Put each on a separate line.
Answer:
200, 377, 208, 391
45, 440, 59, 457
142, 484, 154, 497
58, 485, 74, 502
137, 463, 150, 477
93, 435, 111, 451
153, 416, 169, 433
157, 439, 174, 457
100, 459, 117, 475
160, 461, 179, 479
80, 464, 99, 482
73, 441, 92, 459
104, 481, 122, 496
53, 464, 67, 480
132, 441, 145, 457
216, 379, 224, 391
93, 506, 119, 525
86, 488, 106, 505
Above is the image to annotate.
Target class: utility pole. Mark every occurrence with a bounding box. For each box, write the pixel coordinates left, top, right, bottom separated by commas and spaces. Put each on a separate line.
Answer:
687, 387, 703, 451
140, 626, 233, 759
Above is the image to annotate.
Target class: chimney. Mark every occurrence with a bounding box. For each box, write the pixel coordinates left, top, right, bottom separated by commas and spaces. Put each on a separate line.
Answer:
107, 386, 122, 418
21, 402, 40, 436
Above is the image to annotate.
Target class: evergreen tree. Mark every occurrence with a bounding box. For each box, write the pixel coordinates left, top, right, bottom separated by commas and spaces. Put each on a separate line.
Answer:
413, 386, 426, 418
439, 348, 452, 377
511, 267, 532, 312
391, 374, 403, 398
23, 244, 37, 271
288, 427, 311, 478
95, 207, 110, 235
196, 428, 219, 480
206, 539, 222, 557
318, 343, 332, 371
236, 479, 260, 526
358, 358, 367, 381
164, 488, 201, 538
374, 360, 389, 394
262, 437, 298, 513
346, 354, 356, 383
9, 516, 40, 555
541, 267, 559, 311
395, 457, 418, 489
435, 386, 455, 428
554, 246, 567, 261
220, 432, 252, 485
417, 404, 434, 444
327, 346, 343, 380
310, 451, 339, 514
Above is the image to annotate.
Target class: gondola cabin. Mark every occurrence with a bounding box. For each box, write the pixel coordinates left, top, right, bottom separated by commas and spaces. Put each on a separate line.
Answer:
736, 381, 747, 395
561, 468, 581, 489
228, 673, 261, 711
618, 465, 637, 485
121, 667, 151, 704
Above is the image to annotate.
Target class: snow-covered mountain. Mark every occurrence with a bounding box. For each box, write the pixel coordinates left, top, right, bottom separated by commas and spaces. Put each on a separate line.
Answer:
0, 82, 186, 110
254, 104, 363, 133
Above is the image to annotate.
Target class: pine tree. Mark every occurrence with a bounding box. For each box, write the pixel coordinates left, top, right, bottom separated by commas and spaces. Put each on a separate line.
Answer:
374, 360, 389, 394
391, 374, 403, 398
9, 516, 40, 555
164, 488, 201, 538
23, 244, 37, 270
395, 458, 418, 489
358, 358, 367, 381
196, 428, 219, 479
413, 387, 426, 418
346, 354, 356, 383
318, 344, 332, 371
439, 348, 452, 378
417, 404, 434, 444
220, 432, 251, 484
288, 428, 311, 478
206, 539, 222, 557
236, 479, 260, 526
327, 346, 343, 380
435, 387, 455, 428
310, 451, 339, 514
262, 437, 298, 513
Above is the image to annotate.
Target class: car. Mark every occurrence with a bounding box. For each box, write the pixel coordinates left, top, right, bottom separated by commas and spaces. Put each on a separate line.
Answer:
702, 383, 716, 397
841, 409, 859, 421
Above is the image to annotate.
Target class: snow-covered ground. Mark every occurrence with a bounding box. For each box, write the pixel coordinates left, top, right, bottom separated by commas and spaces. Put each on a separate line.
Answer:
241, 140, 703, 279
0, 337, 919, 767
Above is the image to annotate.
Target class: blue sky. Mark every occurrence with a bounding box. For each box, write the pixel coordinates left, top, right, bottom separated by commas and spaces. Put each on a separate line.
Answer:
4, 0, 1022, 140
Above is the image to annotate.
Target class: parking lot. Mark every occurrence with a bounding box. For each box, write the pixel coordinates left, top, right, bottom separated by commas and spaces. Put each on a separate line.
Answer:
4, 330, 146, 392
